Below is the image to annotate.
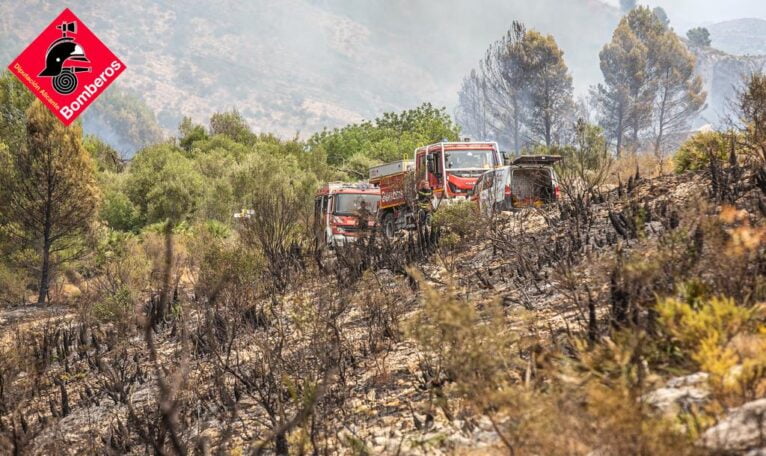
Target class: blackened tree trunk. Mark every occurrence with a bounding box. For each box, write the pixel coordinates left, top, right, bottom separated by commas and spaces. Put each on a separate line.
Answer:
275, 432, 288, 455
37, 185, 53, 305
37, 240, 51, 305
156, 221, 174, 325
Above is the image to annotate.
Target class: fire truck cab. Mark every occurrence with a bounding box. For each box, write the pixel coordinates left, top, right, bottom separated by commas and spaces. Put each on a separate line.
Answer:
371, 141, 502, 236
314, 182, 381, 247
416, 141, 501, 202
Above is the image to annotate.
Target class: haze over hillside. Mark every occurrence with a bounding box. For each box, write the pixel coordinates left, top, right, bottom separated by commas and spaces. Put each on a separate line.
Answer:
5, 1, 766, 156
691, 18, 766, 128
601, 0, 766, 33
707, 18, 766, 56
0, 0, 619, 148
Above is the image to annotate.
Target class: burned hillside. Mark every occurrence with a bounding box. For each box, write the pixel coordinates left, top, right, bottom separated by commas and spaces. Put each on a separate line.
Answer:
4, 4, 766, 454
2, 155, 765, 454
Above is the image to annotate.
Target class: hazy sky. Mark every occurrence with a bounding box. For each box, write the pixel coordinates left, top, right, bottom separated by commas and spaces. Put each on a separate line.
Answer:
602, 0, 766, 31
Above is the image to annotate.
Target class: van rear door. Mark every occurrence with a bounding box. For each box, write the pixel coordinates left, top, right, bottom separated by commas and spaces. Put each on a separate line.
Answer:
509, 155, 561, 208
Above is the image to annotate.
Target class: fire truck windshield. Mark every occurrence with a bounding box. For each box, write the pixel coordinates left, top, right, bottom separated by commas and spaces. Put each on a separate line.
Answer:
444, 149, 495, 170
333, 194, 380, 215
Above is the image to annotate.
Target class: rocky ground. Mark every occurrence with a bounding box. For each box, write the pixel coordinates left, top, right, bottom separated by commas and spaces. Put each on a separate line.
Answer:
2, 167, 766, 455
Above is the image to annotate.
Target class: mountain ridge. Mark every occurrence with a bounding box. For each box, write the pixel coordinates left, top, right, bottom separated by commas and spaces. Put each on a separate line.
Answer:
0, 0, 619, 148
707, 18, 766, 56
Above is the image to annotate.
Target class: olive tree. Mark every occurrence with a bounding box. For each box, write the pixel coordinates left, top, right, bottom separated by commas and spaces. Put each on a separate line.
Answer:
125, 143, 204, 322
232, 152, 317, 291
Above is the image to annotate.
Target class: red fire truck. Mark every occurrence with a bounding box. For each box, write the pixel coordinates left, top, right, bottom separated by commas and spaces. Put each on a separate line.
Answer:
314, 182, 381, 247
369, 141, 502, 237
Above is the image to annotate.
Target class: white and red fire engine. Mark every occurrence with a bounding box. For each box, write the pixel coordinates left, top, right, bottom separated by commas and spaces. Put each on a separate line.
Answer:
313, 182, 381, 247
369, 141, 502, 237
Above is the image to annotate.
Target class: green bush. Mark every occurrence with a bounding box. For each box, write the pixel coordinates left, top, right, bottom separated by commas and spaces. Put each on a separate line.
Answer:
86, 230, 151, 325
200, 219, 231, 239
83, 135, 123, 172
673, 131, 737, 173
307, 103, 460, 166
341, 152, 381, 181
92, 285, 134, 322
0, 262, 28, 306
658, 295, 766, 400
125, 143, 205, 225
100, 189, 142, 232
192, 230, 263, 302
209, 109, 255, 145
200, 179, 235, 223
431, 200, 478, 241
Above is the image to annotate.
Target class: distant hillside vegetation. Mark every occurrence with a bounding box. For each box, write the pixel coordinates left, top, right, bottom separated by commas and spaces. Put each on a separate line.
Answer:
0, 0, 619, 144
692, 46, 766, 128
83, 85, 165, 158
656, 17, 766, 129
707, 18, 766, 56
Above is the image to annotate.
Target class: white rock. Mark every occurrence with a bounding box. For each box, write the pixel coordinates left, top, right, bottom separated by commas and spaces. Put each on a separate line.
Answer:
645, 386, 708, 412
645, 221, 665, 236
666, 372, 709, 388
473, 429, 500, 445
445, 432, 472, 448
701, 398, 766, 452
645, 372, 709, 413
372, 435, 387, 446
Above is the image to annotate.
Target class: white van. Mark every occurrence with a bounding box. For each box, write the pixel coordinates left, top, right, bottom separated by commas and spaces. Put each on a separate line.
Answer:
471, 155, 562, 215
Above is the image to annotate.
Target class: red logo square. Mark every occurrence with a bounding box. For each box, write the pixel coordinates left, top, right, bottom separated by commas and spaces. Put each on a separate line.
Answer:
7, 8, 126, 126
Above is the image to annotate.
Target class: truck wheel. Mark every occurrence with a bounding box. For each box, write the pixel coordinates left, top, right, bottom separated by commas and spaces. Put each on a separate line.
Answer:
382, 213, 396, 239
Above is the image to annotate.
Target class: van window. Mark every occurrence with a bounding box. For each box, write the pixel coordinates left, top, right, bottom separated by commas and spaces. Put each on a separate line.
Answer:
475, 173, 485, 190
417, 154, 426, 179
434, 152, 443, 176
484, 171, 495, 187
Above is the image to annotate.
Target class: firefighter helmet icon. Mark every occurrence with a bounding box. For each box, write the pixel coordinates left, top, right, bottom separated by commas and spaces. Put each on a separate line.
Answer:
38, 21, 91, 95
9, 8, 126, 125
